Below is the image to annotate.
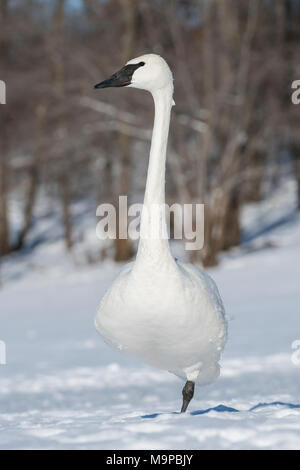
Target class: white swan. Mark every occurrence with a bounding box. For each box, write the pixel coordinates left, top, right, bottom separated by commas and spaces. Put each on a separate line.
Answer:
94, 54, 227, 412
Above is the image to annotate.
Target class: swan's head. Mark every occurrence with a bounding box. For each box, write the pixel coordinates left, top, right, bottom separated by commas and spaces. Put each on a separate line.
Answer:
94, 54, 173, 93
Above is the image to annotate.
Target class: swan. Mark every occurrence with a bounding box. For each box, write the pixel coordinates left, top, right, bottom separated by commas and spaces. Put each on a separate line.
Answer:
94, 54, 227, 412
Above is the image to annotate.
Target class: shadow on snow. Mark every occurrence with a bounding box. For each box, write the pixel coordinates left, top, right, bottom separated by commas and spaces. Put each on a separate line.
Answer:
141, 402, 300, 419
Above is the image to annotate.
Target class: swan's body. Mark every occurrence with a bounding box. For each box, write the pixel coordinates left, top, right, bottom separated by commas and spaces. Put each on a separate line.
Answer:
94, 54, 227, 411
96, 259, 226, 385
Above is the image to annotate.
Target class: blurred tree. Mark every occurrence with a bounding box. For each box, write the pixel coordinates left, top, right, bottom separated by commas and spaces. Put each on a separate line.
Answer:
0, 0, 10, 256
50, 0, 73, 251
0, 0, 299, 265
113, 0, 139, 262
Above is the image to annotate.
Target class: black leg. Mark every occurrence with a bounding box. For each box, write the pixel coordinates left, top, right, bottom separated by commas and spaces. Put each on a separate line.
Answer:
180, 380, 195, 413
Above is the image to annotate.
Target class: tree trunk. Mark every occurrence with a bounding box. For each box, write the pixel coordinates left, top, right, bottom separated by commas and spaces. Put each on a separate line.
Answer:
291, 143, 300, 210
114, 0, 138, 262
50, 0, 73, 251
222, 190, 241, 251
60, 172, 73, 251
15, 104, 47, 251
0, 0, 10, 256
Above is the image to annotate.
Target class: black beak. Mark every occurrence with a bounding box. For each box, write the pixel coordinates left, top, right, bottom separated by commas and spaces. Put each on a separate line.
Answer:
94, 65, 133, 89
94, 62, 145, 90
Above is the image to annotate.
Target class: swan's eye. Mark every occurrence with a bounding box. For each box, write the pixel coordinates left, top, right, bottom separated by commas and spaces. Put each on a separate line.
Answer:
139, 62, 145, 66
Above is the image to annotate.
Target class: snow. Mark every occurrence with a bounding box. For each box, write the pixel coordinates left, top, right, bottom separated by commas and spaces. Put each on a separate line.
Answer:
0, 180, 300, 450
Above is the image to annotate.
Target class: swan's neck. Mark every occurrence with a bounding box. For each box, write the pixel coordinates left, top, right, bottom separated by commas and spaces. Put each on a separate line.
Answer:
134, 83, 175, 268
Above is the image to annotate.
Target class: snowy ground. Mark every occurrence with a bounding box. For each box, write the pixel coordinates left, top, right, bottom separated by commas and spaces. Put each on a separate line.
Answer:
0, 180, 300, 450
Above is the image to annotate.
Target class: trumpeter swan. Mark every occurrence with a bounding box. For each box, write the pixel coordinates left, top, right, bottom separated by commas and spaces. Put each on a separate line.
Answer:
94, 54, 227, 412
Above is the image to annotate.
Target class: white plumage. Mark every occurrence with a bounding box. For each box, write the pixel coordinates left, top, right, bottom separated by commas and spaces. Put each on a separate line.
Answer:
94, 54, 227, 410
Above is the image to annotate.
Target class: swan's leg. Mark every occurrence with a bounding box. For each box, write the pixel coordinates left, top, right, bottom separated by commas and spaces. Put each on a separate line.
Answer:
180, 380, 195, 413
